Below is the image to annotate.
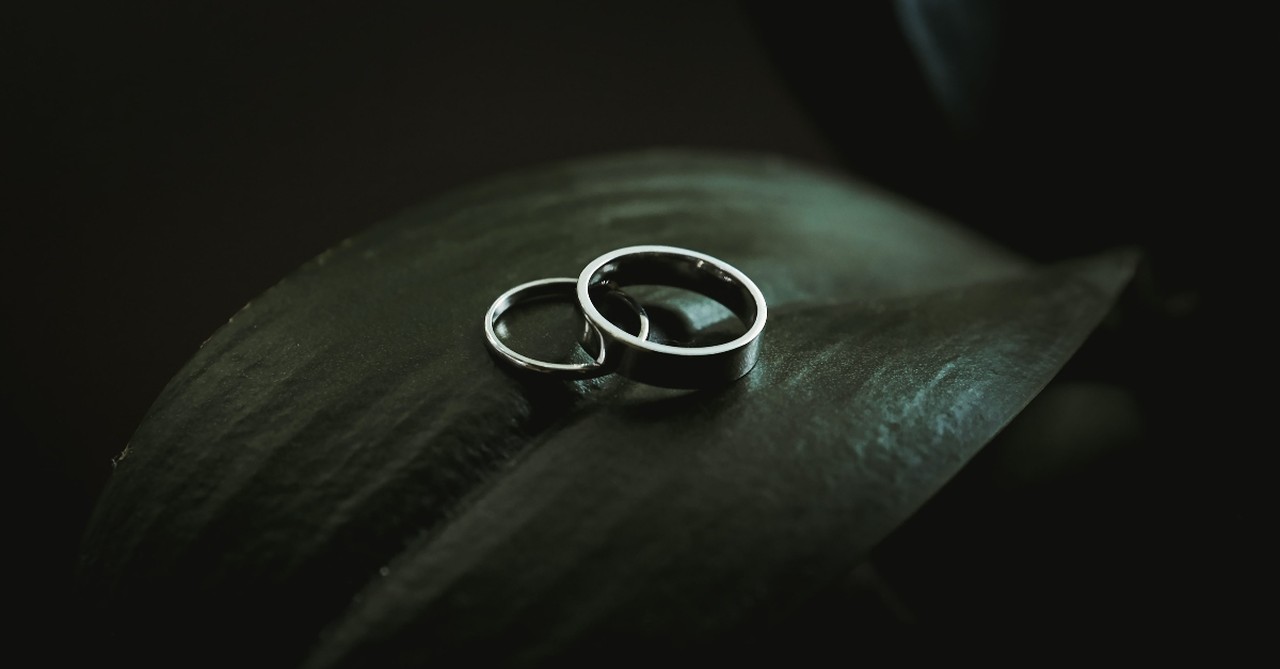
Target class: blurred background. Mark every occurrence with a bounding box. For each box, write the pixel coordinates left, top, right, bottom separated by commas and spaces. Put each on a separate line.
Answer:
4, 0, 1256, 650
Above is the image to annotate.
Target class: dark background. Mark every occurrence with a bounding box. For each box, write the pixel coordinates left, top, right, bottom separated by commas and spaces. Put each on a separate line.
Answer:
5, 1, 1258, 652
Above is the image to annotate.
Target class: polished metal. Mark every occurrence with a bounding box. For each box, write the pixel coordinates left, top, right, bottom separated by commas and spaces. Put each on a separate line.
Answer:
484, 277, 649, 378
576, 245, 767, 388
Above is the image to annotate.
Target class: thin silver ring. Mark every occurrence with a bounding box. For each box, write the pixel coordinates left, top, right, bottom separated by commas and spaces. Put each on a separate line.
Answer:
576, 245, 767, 388
484, 277, 649, 379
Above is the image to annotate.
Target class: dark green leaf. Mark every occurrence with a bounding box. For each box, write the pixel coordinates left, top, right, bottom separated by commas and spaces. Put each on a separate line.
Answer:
76, 150, 1136, 666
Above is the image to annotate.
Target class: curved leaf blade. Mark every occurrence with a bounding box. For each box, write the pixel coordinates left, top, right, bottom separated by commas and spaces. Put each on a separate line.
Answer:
75, 150, 1135, 667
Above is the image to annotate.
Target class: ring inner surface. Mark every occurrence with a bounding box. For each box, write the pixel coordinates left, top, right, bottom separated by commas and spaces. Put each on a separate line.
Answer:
588, 253, 757, 326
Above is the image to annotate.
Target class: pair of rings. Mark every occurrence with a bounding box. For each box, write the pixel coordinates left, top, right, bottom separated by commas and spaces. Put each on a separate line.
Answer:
483, 245, 767, 389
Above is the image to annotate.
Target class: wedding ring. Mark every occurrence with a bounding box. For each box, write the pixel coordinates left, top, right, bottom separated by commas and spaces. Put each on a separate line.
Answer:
576, 245, 766, 388
484, 277, 649, 379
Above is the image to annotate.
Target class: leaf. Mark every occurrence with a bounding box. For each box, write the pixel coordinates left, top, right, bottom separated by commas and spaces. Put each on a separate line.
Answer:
76, 149, 1137, 667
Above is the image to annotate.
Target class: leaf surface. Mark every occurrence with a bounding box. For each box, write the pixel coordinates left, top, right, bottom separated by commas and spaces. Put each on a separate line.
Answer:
77, 150, 1136, 666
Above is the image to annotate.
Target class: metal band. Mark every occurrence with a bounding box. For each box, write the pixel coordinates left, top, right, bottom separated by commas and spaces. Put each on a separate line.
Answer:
484, 277, 649, 379
576, 245, 767, 388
